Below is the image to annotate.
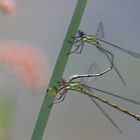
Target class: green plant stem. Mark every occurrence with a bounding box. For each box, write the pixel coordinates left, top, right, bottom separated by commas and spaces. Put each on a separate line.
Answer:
31, 0, 87, 140
0, 97, 15, 140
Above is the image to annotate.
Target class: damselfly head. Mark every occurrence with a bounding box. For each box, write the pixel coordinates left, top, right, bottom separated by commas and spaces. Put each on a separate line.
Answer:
58, 79, 66, 86
57, 80, 62, 86
78, 30, 85, 37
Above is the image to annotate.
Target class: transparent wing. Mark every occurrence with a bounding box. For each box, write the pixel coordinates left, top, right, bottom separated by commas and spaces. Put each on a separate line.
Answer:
95, 22, 104, 39
80, 61, 140, 132
97, 38, 140, 59
90, 97, 122, 133
82, 83, 140, 133
104, 51, 126, 86
80, 64, 122, 133
82, 84, 122, 133
85, 85, 140, 106
83, 62, 100, 83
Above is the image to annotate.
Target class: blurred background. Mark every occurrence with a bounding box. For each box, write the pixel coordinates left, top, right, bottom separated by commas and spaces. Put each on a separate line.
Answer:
0, 0, 140, 140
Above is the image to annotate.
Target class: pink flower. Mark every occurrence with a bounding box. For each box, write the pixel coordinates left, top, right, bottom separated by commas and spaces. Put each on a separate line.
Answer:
0, 0, 16, 16
0, 41, 50, 90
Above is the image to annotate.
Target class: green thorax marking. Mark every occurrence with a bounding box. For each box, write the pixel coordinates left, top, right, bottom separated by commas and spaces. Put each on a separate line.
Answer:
69, 82, 81, 91
83, 35, 101, 49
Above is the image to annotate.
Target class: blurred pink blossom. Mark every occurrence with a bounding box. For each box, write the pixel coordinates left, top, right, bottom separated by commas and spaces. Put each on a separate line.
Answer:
0, 41, 50, 90
0, 0, 16, 16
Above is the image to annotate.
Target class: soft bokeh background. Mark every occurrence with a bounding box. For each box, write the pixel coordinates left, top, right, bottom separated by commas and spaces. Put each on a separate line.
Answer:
0, 0, 140, 140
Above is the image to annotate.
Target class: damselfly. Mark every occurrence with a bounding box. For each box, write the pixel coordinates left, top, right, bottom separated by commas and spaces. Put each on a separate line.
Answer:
47, 63, 140, 133
69, 22, 140, 85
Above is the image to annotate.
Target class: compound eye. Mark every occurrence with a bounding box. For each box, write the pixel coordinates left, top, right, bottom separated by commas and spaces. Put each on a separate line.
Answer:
78, 30, 85, 36
59, 78, 66, 86
57, 80, 62, 86
81, 32, 85, 36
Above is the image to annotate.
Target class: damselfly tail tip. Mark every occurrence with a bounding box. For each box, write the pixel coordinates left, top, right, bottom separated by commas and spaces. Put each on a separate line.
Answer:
136, 115, 140, 121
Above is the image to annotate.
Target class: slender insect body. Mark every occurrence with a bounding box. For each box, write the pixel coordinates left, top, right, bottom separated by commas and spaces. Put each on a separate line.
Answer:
65, 81, 81, 91
47, 22, 140, 133
47, 70, 140, 133
72, 84, 140, 121
48, 76, 140, 122
83, 35, 101, 49
71, 22, 140, 85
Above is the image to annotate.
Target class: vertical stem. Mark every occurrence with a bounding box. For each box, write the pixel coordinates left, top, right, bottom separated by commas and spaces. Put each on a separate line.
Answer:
31, 0, 87, 140
0, 97, 14, 140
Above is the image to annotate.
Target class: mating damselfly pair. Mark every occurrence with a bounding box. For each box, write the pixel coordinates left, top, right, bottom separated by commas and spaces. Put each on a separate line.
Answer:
47, 22, 140, 133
